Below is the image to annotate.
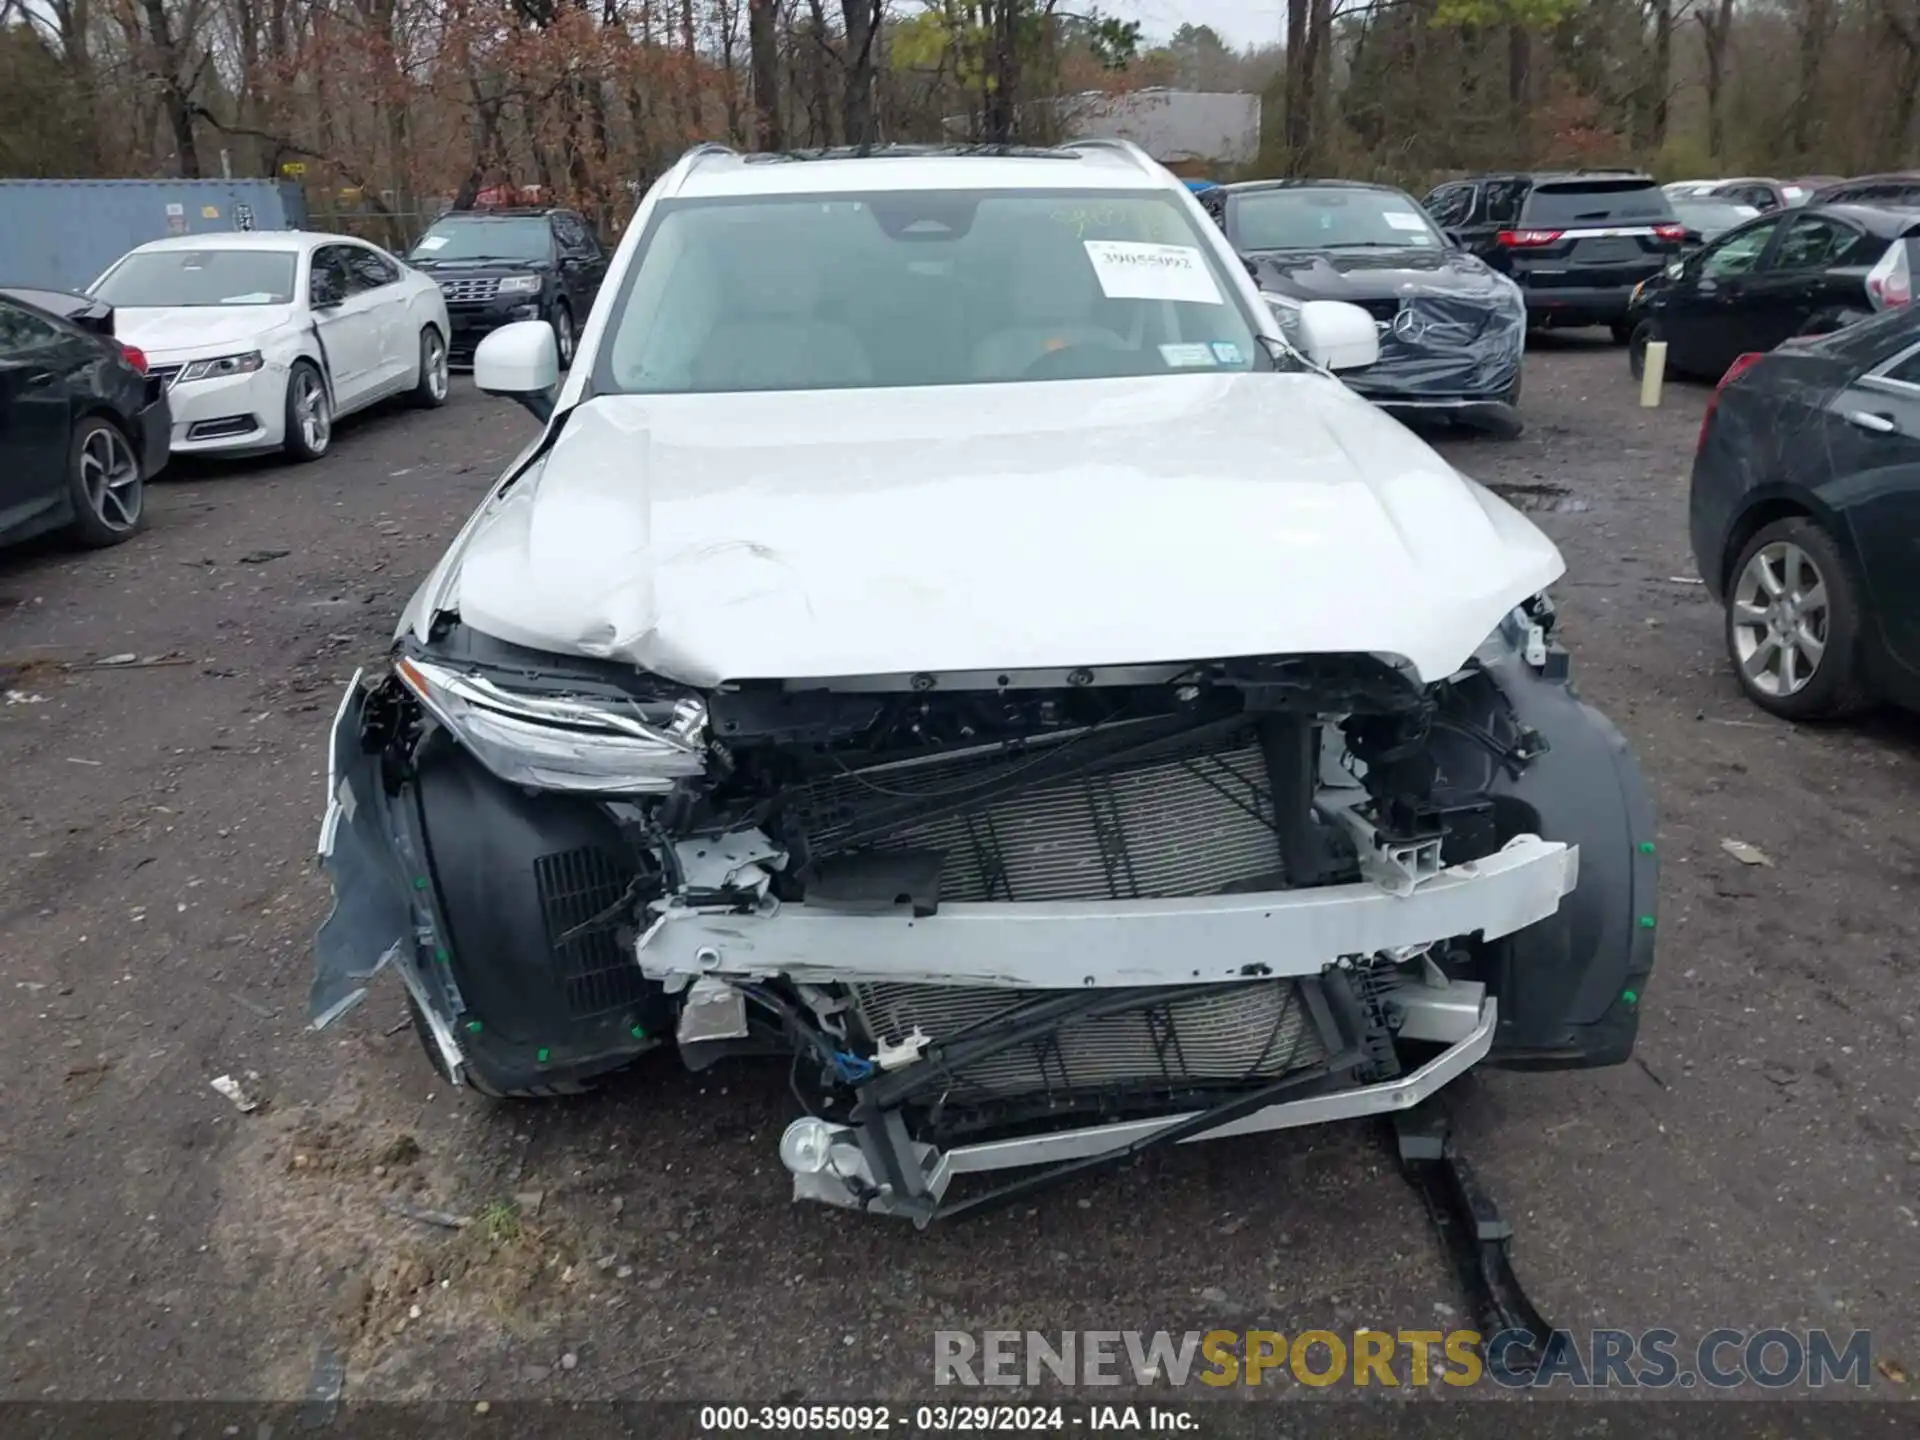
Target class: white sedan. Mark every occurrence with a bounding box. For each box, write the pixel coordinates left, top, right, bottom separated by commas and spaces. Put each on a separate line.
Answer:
88, 232, 451, 461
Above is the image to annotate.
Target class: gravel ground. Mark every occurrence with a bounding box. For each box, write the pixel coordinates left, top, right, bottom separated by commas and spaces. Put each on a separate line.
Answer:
1, 339, 1915, 1406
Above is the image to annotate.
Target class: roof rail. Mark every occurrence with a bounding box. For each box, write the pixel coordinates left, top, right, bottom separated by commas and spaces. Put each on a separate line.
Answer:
1057, 137, 1161, 174
662, 142, 739, 198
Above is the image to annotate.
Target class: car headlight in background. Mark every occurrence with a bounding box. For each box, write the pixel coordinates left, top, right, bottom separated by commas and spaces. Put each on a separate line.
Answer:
496, 274, 543, 296
177, 351, 264, 383
393, 655, 707, 793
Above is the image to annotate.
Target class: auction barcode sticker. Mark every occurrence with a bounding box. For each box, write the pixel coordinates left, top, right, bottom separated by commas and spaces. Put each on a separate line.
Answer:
1083, 241, 1223, 305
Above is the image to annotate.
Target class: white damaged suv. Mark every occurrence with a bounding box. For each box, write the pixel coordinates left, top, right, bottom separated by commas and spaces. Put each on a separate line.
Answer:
313, 141, 1657, 1222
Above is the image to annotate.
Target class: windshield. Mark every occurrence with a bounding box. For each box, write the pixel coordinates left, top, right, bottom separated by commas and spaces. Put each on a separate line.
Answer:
596, 189, 1265, 393
92, 250, 297, 307
408, 217, 552, 262
1228, 187, 1444, 251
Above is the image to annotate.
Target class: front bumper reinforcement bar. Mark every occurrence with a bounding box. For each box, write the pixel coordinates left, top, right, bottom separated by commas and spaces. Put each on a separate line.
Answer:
640, 837, 1576, 988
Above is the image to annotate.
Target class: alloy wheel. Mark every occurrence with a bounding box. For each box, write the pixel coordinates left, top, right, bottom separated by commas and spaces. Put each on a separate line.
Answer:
294, 368, 332, 453
80, 426, 141, 532
426, 332, 449, 400
555, 311, 574, 367
1730, 540, 1829, 698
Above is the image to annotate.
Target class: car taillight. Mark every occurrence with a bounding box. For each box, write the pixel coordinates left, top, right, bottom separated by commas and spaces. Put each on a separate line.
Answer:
118, 342, 149, 375
1653, 223, 1687, 242
1496, 228, 1563, 248
1865, 242, 1912, 310
1697, 352, 1767, 453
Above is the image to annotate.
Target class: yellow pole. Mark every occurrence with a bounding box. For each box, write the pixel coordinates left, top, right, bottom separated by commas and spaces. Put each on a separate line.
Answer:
1640, 340, 1668, 408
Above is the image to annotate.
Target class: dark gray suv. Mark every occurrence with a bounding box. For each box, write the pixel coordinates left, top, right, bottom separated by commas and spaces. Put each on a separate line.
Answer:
1424, 171, 1686, 341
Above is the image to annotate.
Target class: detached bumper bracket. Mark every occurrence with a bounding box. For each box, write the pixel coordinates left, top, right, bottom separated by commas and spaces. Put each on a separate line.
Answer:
1393, 1099, 1551, 1383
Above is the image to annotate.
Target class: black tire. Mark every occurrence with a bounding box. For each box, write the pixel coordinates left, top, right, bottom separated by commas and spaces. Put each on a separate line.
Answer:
282, 358, 331, 462
551, 305, 575, 372
1628, 322, 1654, 380
1609, 319, 1635, 345
64, 415, 144, 547
1503, 364, 1523, 408
1723, 517, 1872, 721
403, 992, 595, 1099
411, 326, 450, 408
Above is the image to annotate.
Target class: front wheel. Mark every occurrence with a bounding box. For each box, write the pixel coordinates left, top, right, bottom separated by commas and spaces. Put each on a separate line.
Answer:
1724, 517, 1871, 720
65, 416, 144, 547
551, 306, 575, 372
283, 360, 331, 462
1627, 322, 1655, 380
412, 327, 449, 408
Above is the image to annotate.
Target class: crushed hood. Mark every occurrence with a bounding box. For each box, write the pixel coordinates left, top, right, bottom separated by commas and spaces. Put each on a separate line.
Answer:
110, 305, 295, 358
432, 373, 1564, 687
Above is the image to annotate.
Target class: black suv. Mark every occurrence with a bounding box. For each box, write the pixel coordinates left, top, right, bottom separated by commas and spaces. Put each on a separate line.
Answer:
404, 207, 608, 368
1424, 171, 1685, 340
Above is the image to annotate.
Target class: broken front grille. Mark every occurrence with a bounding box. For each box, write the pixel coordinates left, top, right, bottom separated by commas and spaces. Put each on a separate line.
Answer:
533, 846, 651, 1021
786, 723, 1284, 904
851, 978, 1326, 1104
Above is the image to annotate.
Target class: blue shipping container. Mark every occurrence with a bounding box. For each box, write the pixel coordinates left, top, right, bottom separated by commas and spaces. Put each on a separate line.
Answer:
0, 178, 309, 294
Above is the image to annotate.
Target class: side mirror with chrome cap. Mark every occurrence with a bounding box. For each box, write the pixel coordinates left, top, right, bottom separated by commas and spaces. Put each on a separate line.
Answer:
474, 320, 560, 422
1296, 299, 1381, 372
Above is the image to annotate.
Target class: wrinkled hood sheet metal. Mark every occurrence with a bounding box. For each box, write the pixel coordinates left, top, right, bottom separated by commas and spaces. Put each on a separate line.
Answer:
422, 373, 1564, 688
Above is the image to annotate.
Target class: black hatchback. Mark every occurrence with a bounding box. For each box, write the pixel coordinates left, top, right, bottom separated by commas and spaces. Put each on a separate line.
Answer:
404, 207, 609, 369
1689, 305, 1920, 719
1424, 171, 1686, 340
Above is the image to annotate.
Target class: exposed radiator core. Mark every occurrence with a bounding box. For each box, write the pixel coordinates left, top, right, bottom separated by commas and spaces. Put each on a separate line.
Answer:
850, 979, 1325, 1101
788, 723, 1283, 903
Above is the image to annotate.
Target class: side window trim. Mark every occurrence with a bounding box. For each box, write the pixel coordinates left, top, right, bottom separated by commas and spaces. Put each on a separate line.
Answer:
1863, 339, 1920, 394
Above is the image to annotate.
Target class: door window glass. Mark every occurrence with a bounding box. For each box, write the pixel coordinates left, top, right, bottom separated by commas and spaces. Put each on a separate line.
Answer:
311, 247, 354, 305
0, 298, 65, 355
1480, 180, 1528, 225
1699, 220, 1780, 280
1424, 185, 1470, 228
1772, 214, 1859, 271
553, 214, 599, 257
345, 246, 399, 292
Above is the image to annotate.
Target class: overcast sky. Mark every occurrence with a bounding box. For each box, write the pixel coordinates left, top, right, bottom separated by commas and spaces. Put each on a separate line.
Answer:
1101, 0, 1286, 51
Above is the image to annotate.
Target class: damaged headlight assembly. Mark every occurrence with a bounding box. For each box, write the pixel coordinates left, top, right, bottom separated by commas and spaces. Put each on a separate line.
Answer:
393, 654, 706, 793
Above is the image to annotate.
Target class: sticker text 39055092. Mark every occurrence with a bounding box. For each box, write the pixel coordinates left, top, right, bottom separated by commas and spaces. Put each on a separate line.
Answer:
1082, 241, 1224, 306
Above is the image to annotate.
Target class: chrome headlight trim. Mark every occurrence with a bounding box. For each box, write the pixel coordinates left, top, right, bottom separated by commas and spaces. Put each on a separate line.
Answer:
395, 655, 706, 793
177, 350, 265, 383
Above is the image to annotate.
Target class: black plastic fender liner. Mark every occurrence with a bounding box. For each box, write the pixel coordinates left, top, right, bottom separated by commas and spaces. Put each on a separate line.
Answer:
409, 733, 673, 1093
1475, 645, 1659, 1070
